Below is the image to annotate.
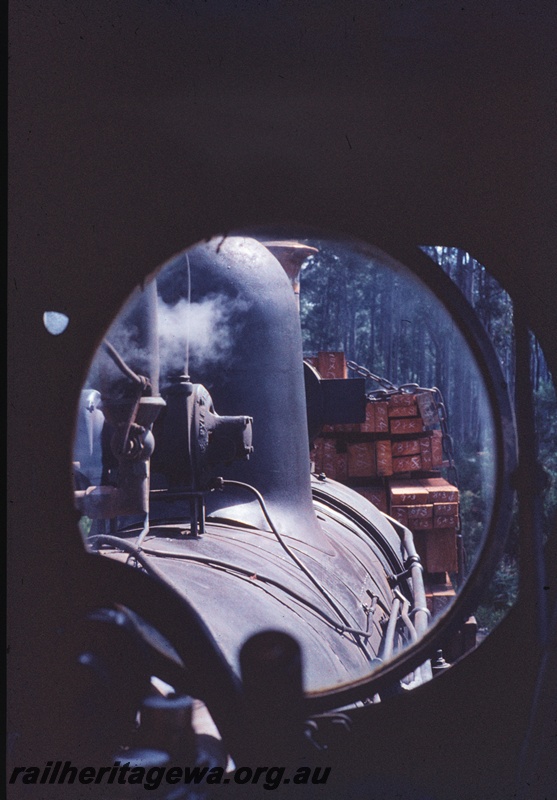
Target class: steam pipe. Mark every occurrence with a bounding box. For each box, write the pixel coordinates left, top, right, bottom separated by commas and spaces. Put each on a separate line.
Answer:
102, 340, 149, 389
381, 596, 401, 662
387, 520, 432, 681
400, 528, 429, 633
145, 278, 160, 397
398, 593, 424, 684
398, 593, 419, 645
135, 513, 150, 547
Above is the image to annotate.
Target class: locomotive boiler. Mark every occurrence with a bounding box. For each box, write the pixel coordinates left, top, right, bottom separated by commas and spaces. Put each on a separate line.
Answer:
72, 235, 431, 753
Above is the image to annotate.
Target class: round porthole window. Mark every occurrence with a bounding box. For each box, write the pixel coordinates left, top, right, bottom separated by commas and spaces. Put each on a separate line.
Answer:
72, 228, 524, 709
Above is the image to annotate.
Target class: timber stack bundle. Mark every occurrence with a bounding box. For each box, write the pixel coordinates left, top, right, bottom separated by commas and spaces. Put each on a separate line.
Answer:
309, 351, 460, 612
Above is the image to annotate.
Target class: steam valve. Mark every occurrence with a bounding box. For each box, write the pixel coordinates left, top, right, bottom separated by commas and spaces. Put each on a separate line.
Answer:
154, 377, 253, 491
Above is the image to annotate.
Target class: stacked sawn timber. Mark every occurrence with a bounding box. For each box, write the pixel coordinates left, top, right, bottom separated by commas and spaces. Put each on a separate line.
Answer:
309, 352, 459, 591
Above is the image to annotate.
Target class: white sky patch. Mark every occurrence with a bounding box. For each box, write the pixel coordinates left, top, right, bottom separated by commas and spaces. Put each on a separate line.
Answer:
43, 311, 69, 335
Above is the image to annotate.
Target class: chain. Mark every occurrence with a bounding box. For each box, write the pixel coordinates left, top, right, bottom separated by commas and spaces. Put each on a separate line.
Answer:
346, 360, 399, 393
433, 389, 458, 487
347, 358, 464, 582
431, 385, 464, 582
346, 360, 459, 487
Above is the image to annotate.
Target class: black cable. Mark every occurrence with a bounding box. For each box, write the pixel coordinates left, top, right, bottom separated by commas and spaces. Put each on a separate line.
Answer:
89, 534, 374, 640
220, 480, 364, 638
89, 535, 174, 583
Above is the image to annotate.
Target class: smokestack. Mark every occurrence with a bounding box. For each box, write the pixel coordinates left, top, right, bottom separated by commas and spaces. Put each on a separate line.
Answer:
261, 241, 318, 309
153, 236, 329, 549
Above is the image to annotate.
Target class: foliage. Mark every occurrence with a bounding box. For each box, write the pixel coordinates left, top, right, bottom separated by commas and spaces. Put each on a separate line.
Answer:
78, 515, 93, 539
475, 556, 519, 630
299, 241, 557, 633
